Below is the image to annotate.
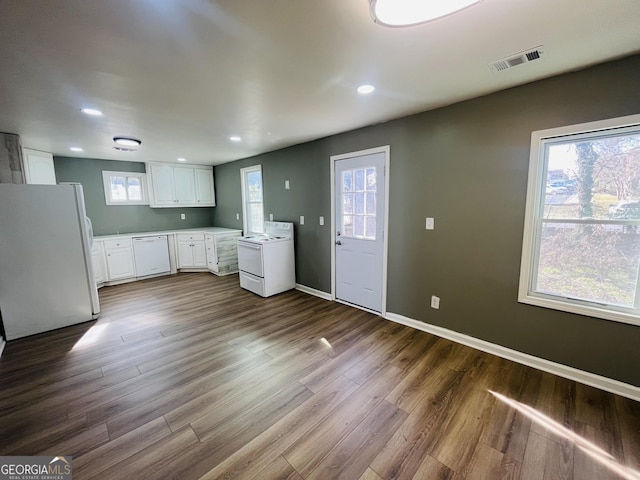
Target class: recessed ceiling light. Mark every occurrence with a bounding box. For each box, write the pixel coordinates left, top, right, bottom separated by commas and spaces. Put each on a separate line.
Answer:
113, 136, 142, 147
230, 136, 242, 142
357, 84, 375, 94
370, 0, 481, 27
177, 158, 187, 162
81, 108, 103, 116
69, 147, 84, 152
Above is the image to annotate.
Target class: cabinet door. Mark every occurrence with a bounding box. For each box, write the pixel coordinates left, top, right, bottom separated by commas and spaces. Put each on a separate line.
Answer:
177, 241, 195, 268
192, 241, 207, 267
23, 149, 56, 185
106, 247, 136, 280
174, 167, 196, 204
91, 244, 106, 284
194, 169, 215, 206
150, 164, 176, 206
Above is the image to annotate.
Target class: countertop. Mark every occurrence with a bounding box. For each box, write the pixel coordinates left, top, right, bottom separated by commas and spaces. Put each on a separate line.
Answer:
94, 227, 242, 241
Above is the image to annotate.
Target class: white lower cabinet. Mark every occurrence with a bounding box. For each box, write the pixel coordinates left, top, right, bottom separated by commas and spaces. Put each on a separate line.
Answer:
206, 232, 241, 275
91, 241, 107, 286
104, 238, 136, 281
177, 234, 206, 268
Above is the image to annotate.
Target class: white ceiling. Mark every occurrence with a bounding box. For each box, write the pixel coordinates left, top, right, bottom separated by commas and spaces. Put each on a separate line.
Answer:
1, 0, 639, 166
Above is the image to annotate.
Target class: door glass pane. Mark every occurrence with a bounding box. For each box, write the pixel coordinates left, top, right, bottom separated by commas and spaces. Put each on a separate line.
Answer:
343, 193, 353, 214
354, 216, 365, 237
341, 166, 377, 240
365, 192, 375, 215
343, 215, 354, 236
366, 168, 376, 191
342, 170, 353, 192
354, 192, 364, 215
365, 216, 376, 238
355, 169, 365, 191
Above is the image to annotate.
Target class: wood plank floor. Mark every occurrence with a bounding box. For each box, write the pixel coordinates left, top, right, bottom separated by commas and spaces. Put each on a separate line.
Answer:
1, 273, 639, 480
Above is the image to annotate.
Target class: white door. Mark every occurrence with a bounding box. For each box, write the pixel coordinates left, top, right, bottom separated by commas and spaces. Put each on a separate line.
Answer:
333, 149, 387, 313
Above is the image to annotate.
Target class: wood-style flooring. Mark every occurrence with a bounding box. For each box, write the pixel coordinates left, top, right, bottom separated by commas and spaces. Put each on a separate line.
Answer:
0, 273, 638, 479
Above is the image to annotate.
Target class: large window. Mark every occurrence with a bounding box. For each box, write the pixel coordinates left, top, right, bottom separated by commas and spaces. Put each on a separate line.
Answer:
102, 171, 148, 205
240, 165, 264, 234
519, 114, 640, 325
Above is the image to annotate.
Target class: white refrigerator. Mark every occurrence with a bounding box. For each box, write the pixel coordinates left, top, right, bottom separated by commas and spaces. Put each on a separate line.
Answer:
0, 183, 100, 340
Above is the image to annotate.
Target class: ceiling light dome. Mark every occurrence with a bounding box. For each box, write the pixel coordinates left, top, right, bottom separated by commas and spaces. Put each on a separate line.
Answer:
113, 136, 142, 147
370, 0, 481, 27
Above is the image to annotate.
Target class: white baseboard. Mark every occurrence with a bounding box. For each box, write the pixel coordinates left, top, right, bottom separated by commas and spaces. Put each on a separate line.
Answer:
295, 284, 332, 301
0, 337, 5, 358
385, 312, 640, 403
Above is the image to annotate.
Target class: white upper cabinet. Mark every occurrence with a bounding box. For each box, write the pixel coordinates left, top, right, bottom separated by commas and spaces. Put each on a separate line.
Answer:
147, 163, 215, 208
22, 148, 56, 185
194, 168, 215, 205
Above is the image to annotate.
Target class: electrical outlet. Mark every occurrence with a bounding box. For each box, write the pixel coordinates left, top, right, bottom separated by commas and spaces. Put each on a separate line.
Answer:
285, 180, 290, 190
269, 213, 274, 221
300, 215, 305, 225
426, 217, 435, 230
236, 213, 240, 220
180, 213, 186, 220
319, 216, 324, 226
431, 295, 440, 309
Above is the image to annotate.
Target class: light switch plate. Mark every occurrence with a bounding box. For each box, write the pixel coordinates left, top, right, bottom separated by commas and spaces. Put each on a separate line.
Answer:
285, 180, 290, 190
180, 214, 186, 220
319, 216, 324, 226
426, 217, 435, 230
431, 295, 440, 309
300, 215, 305, 225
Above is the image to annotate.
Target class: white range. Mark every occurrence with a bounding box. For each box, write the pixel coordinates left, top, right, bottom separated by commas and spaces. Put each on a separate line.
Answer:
237, 222, 295, 297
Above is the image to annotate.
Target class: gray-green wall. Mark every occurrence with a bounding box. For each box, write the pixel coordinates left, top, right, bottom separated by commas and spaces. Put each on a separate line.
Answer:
214, 54, 640, 386
54, 157, 215, 235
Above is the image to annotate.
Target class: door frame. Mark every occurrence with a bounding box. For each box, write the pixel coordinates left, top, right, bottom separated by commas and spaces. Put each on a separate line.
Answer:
330, 145, 390, 316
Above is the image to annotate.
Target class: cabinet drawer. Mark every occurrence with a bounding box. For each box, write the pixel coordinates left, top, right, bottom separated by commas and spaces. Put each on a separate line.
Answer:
177, 233, 204, 242
240, 271, 265, 297
104, 238, 132, 250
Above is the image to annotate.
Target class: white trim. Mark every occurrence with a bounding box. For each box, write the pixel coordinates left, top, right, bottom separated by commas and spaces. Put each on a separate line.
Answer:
240, 165, 264, 235
519, 113, 640, 326
0, 337, 5, 358
295, 284, 332, 300
330, 145, 390, 316
385, 311, 640, 402
102, 170, 149, 206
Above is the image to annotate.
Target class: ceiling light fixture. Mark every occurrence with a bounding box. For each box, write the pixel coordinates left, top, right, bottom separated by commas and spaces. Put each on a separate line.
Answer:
69, 147, 84, 152
113, 136, 142, 147
177, 157, 187, 162
229, 136, 241, 142
357, 84, 375, 95
81, 108, 103, 116
370, 0, 481, 27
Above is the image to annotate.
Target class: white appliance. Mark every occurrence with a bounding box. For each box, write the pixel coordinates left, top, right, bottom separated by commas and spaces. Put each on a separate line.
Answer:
0, 183, 100, 340
133, 235, 170, 277
237, 221, 295, 297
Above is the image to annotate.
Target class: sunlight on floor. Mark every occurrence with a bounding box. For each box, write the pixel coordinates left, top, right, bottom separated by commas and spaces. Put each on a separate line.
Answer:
489, 390, 640, 480
72, 323, 109, 350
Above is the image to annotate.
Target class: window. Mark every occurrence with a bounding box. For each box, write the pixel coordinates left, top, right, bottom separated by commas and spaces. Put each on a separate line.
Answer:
341, 166, 377, 239
102, 171, 148, 205
519, 114, 640, 326
240, 165, 264, 234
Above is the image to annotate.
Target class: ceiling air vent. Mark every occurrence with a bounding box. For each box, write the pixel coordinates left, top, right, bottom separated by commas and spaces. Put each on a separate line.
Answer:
489, 46, 544, 73
112, 146, 137, 152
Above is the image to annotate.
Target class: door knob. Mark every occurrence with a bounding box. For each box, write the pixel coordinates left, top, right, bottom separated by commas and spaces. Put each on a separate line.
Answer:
335, 240, 342, 245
